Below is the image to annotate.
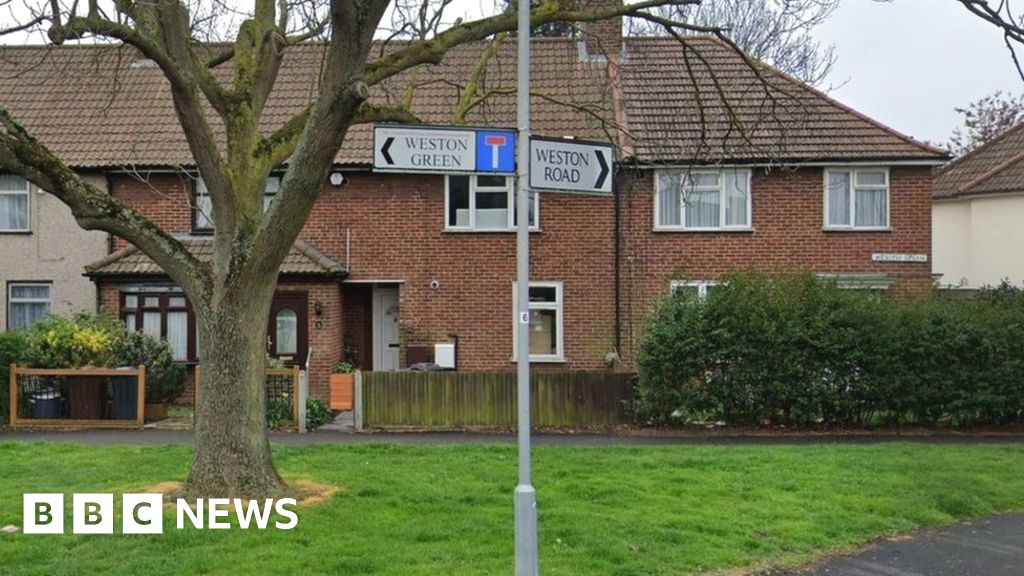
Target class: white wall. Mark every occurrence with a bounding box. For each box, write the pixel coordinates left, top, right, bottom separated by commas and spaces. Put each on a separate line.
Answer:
0, 175, 109, 330
933, 194, 1024, 288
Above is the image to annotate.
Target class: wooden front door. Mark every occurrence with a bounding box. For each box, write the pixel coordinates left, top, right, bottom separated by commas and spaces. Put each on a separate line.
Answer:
268, 292, 309, 368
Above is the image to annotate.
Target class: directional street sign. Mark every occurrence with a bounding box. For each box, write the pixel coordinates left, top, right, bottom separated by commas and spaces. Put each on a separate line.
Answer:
528, 137, 614, 194
373, 125, 516, 175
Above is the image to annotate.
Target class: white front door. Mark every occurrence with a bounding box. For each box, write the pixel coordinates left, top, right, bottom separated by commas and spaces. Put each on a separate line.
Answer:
372, 286, 400, 371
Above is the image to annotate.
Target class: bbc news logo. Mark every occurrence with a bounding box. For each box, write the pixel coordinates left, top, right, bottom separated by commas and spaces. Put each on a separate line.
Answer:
23, 494, 298, 534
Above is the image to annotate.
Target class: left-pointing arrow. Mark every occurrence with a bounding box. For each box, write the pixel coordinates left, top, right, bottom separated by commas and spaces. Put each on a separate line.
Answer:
381, 137, 395, 165
594, 149, 609, 189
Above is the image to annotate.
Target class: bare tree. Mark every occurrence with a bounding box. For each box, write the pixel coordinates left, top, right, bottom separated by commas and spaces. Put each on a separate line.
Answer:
955, 1, 1024, 79
0, 0, 732, 499
947, 90, 1024, 156
632, 0, 839, 86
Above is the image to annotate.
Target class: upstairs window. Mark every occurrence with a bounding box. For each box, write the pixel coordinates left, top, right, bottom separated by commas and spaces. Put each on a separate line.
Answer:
0, 174, 30, 232
194, 176, 281, 231
670, 280, 720, 299
656, 169, 751, 230
825, 168, 889, 230
446, 175, 538, 231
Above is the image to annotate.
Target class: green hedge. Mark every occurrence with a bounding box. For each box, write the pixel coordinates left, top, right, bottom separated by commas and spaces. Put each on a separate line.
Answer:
635, 272, 1024, 427
0, 332, 28, 425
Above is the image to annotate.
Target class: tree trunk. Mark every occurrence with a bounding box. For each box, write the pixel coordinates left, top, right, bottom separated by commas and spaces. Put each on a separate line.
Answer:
182, 279, 287, 499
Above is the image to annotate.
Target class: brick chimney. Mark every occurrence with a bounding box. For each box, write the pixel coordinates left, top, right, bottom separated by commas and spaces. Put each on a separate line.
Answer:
579, 0, 624, 61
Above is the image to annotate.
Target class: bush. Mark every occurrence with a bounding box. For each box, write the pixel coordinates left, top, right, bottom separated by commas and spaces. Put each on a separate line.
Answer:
114, 331, 187, 405
306, 398, 332, 429
0, 331, 28, 425
266, 395, 293, 430
635, 271, 1024, 428
24, 312, 124, 368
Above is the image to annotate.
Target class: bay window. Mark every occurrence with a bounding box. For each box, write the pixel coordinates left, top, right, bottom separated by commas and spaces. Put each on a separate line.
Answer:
122, 293, 196, 362
824, 168, 889, 229
446, 175, 538, 230
655, 169, 751, 230
0, 174, 30, 232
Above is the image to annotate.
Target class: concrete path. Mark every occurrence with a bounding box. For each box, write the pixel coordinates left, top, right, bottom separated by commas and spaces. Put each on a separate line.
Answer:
771, 513, 1024, 576
3, 428, 1024, 447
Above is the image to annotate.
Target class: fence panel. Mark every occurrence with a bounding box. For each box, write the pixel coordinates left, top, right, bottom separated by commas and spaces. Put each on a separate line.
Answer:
362, 371, 634, 428
9, 365, 146, 429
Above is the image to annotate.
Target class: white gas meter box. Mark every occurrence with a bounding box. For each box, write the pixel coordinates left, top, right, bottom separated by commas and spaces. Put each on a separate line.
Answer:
434, 343, 456, 369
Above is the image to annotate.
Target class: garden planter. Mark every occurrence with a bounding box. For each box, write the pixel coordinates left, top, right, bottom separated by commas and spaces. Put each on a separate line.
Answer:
144, 403, 167, 422
330, 373, 354, 411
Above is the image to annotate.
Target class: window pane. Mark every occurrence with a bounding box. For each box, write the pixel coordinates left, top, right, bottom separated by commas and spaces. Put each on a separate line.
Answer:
0, 174, 27, 191
657, 174, 681, 227
686, 172, 719, 188
142, 312, 162, 340
168, 297, 186, 308
855, 171, 886, 186
477, 175, 507, 188
529, 309, 557, 356
167, 311, 188, 361
265, 177, 281, 193
11, 285, 50, 300
143, 297, 160, 308
529, 286, 557, 303
0, 192, 28, 230
275, 308, 298, 355
475, 191, 509, 229
512, 192, 539, 228
855, 188, 888, 227
827, 171, 851, 226
9, 302, 49, 331
673, 284, 699, 298
447, 176, 470, 227
195, 194, 213, 229
125, 313, 136, 331
124, 295, 138, 309
724, 170, 749, 227
685, 188, 720, 228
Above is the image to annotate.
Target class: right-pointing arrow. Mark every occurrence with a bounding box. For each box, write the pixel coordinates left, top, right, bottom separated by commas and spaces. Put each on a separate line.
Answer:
381, 137, 395, 165
594, 149, 609, 189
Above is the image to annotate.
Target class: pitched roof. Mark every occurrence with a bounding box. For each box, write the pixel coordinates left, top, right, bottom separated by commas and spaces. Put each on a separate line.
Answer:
933, 122, 1024, 199
85, 237, 346, 278
0, 36, 945, 168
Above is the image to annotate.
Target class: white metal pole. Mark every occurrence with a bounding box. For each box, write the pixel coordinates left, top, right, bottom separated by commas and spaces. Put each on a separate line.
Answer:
514, 0, 539, 573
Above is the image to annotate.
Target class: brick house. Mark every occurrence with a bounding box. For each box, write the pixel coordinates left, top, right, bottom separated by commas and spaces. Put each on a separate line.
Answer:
0, 18, 946, 402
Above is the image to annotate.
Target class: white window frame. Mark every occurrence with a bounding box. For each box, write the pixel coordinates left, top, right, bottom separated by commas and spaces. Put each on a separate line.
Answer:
194, 176, 281, 231
823, 167, 890, 231
8, 282, 52, 330
654, 169, 752, 231
0, 175, 31, 232
669, 280, 719, 299
512, 281, 564, 363
445, 175, 539, 231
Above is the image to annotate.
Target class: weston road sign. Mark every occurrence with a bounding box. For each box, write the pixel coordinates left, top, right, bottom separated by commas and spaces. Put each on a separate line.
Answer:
373, 125, 516, 174
528, 137, 613, 195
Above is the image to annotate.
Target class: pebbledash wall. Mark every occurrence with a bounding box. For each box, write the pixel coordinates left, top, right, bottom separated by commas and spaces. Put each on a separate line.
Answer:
95, 165, 933, 402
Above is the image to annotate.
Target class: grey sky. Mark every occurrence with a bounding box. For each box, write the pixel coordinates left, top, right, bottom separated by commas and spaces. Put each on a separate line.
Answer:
2, 0, 1020, 147
818, 0, 1021, 146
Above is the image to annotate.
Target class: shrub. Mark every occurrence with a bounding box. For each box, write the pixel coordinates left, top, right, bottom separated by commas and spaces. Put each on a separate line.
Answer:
266, 395, 293, 430
0, 331, 28, 425
635, 271, 1024, 428
24, 313, 124, 368
306, 398, 332, 429
113, 331, 187, 405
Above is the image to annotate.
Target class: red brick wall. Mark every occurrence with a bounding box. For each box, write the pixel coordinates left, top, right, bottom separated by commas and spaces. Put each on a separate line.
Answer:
104, 164, 933, 384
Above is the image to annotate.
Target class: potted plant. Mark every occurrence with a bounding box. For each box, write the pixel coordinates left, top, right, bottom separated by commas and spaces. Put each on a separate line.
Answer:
330, 361, 355, 411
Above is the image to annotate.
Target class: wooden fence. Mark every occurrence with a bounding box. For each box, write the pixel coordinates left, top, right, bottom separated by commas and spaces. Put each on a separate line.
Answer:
8, 364, 146, 429
361, 371, 634, 428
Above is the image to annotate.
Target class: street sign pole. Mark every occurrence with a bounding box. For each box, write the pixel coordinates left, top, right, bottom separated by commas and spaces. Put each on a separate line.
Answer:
514, 0, 538, 573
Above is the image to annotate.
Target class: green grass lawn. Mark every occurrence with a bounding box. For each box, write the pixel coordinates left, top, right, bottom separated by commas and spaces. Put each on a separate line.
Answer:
1, 442, 1023, 575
